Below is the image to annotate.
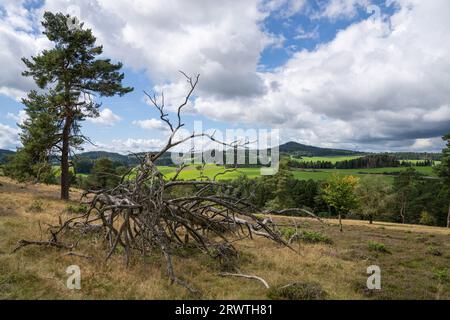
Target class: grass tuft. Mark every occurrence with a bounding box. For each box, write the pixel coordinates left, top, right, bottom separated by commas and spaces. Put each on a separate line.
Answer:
26, 200, 44, 213
268, 282, 327, 300
367, 241, 390, 254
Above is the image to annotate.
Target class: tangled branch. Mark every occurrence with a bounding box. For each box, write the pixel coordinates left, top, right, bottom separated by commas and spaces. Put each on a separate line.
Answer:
14, 72, 316, 295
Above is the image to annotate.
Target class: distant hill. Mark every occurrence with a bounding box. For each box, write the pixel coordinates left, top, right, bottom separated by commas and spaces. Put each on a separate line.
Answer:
75, 151, 135, 164
0, 149, 15, 164
1, 142, 441, 167
279, 141, 363, 157
75, 151, 173, 166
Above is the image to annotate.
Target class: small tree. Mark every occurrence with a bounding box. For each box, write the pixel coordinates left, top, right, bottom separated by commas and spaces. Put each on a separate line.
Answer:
21, 12, 133, 200
393, 168, 419, 224
322, 174, 359, 232
354, 176, 391, 224
419, 211, 436, 226
265, 162, 296, 210
5, 91, 59, 183
85, 157, 120, 189
435, 133, 450, 228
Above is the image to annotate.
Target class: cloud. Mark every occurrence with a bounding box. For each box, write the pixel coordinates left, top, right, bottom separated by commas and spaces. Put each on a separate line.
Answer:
0, 1, 50, 100
87, 108, 121, 126
410, 137, 445, 152
0, 123, 20, 149
317, 0, 371, 20
38, 0, 279, 100
294, 25, 319, 40
263, 0, 307, 18
84, 138, 166, 154
6, 110, 28, 125
423, 105, 450, 122
193, 0, 450, 151
132, 118, 166, 131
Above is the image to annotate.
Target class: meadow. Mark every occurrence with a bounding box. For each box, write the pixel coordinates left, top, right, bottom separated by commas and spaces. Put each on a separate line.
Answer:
57, 157, 438, 184
290, 155, 363, 163
155, 163, 437, 182
1, 176, 449, 300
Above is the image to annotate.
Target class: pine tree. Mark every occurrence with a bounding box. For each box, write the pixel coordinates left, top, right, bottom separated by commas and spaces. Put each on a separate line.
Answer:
21, 12, 133, 200
5, 91, 59, 183
435, 134, 450, 227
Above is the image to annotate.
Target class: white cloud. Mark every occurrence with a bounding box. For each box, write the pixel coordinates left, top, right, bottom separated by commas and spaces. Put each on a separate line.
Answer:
0, 123, 20, 149
264, 0, 307, 17
317, 0, 371, 20
294, 25, 319, 40
6, 110, 28, 125
38, 0, 277, 99
87, 108, 121, 126
132, 118, 166, 131
0, 1, 50, 100
84, 138, 166, 154
423, 105, 450, 122
193, 0, 450, 150
410, 137, 445, 152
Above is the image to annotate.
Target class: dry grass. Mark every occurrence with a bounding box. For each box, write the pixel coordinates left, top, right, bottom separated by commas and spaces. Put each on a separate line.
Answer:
0, 176, 449, 300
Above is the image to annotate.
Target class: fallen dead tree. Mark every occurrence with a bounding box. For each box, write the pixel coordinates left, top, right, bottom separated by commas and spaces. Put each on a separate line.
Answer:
13, 72, 318, 295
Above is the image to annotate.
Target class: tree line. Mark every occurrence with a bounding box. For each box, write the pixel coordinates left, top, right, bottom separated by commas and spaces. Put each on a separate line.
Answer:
289, 154, 436, 170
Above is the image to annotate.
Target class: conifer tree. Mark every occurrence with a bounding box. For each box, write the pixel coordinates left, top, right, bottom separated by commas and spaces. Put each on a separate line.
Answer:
435, 134, 450, 227
21, 12, 133, 200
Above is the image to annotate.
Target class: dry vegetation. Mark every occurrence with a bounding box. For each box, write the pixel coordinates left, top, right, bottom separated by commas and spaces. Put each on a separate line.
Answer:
1, 176, 449, 300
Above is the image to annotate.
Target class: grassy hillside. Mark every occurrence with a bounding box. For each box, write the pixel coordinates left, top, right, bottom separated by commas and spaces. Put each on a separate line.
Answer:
0, 177, 449, 300
157, 164, 437, 182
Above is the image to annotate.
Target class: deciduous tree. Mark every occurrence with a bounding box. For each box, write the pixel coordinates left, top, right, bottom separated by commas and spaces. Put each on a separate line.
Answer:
322, 174, 359, 232
354, 176, 391, 224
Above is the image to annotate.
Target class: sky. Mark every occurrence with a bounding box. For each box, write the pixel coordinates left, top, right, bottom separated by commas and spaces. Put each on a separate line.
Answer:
0, 0, 449, 154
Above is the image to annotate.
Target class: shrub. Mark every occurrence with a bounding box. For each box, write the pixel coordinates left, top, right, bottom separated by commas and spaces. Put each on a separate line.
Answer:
66, 204, 88, 214
433, 268, 449, 282
26, 200, 43, 213
268, 282, 327, 300
419, 211, 436, 226
426, 246, 442, 256
368, 241, 390, 253
299, 231, 333, 245
280, 227, 297, 240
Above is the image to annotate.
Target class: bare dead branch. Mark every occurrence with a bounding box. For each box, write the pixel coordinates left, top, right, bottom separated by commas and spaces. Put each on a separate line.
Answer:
218, 272, 270, 289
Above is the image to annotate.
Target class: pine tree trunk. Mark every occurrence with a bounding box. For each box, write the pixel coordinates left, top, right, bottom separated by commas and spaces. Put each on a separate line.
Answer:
60, 118, 71, 201
447, 201, 450, 228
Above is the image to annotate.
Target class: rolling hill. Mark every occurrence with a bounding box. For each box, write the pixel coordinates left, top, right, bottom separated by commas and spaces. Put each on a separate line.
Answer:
1, 142, 440, 167
279, 141, 364, 157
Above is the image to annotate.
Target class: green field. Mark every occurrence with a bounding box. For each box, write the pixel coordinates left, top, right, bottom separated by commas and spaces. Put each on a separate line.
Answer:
157, 164, 437, 182
58, 157, 438, 183
158, 165, 262, 180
